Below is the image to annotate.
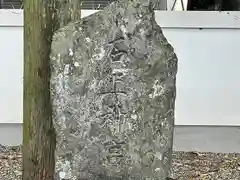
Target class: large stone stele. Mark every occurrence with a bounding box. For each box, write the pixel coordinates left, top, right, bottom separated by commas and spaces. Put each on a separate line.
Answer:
50, 0, 178, 179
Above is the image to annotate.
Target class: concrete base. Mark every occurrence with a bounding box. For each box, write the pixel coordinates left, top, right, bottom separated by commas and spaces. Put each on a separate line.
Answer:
1, 123, 240, 153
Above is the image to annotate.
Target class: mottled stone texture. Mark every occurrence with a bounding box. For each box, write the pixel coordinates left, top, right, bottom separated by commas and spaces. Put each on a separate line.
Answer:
50, 0, 178, 179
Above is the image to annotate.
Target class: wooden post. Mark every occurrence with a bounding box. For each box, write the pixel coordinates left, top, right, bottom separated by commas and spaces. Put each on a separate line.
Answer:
23, 1, 57, 179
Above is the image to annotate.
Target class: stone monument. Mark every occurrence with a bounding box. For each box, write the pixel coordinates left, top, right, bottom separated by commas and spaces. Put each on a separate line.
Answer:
50, 0, 178, 179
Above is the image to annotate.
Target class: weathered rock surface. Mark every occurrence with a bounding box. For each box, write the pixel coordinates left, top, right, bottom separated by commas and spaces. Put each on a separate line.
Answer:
50, 0, 178, 179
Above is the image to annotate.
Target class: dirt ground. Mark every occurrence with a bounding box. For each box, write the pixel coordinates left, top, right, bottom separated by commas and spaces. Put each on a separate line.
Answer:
0, 145, 240, 180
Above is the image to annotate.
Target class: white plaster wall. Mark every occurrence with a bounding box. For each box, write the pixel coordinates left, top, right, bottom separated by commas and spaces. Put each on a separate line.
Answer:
0, 10, 23, 124
1, 10, 240, 126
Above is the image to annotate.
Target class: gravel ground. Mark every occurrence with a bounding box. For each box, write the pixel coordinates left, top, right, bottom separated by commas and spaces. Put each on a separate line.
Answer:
1, 144, 240, 180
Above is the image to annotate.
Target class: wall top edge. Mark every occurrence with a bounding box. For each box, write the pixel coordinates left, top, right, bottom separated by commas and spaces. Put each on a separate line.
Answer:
1, 9, 240, 29
0, 9, 23, 27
